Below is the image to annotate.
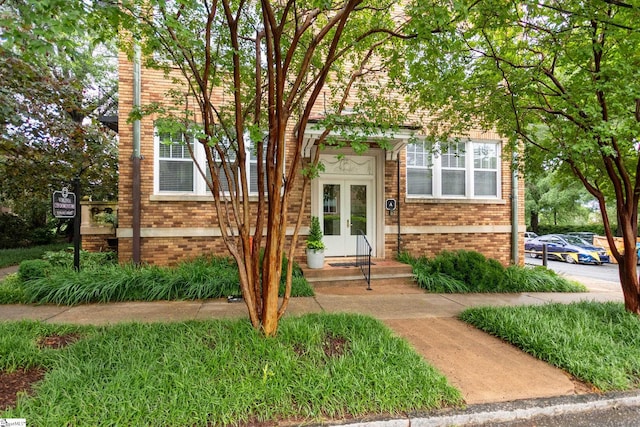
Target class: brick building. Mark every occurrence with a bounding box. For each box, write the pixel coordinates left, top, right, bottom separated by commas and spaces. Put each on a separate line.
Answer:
115, 52, 525, 267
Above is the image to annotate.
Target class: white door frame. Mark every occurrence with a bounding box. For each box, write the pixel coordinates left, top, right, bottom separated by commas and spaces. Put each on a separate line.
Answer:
310, 150, 385, 258
319, 178, 374, 256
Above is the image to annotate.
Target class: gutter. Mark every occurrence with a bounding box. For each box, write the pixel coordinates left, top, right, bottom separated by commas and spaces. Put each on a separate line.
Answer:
511, 150, 519, 264
397, 156, 401, 256
132, 43, 142, 264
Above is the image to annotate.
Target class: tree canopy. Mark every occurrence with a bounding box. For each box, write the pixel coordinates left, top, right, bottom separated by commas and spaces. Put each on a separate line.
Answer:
404, 0, 640, 312
0, 0, 119, 226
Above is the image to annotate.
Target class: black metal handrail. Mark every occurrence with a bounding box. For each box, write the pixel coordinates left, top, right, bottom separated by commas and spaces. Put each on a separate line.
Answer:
356, 230, 372, 290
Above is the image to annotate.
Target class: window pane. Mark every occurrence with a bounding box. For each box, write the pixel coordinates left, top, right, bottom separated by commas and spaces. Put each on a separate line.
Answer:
407, 168, 432, 196
159, 160, 193, 191
442, 142, 465, 168
207, 164, 234, 192
249, 162, 266, 194
323, 184, 340, 236
474, 143, 497, 169
159, 143, 171, 158
170, 143, 183, 158
407, 142, 433, 197
350, 184, 367, 236
474, 171, 497, 196
442, 170, 465, 196
407, 142, 432, 167
407, 150, 415, 166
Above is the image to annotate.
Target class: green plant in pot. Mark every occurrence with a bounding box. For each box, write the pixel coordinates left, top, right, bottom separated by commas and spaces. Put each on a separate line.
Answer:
306, 216, 325, 269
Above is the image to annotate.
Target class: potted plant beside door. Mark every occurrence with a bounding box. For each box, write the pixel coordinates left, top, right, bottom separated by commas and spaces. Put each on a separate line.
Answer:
306, 216, 325, 269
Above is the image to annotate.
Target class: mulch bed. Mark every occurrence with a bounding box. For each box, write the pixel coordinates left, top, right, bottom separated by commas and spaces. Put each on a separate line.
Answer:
0, 367, 46, 411
0, 333, 80, 411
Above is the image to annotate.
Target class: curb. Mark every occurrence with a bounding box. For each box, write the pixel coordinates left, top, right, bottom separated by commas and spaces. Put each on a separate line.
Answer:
336, 391, 640, 427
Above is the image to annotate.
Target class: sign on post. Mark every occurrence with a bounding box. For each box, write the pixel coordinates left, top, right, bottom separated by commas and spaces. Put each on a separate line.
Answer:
52, 187, 76, 218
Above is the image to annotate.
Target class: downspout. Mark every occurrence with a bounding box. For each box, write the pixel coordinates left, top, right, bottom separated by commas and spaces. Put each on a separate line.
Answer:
397, 154, 401, 256
511, 150, 519, 264
132, 43, 142, 264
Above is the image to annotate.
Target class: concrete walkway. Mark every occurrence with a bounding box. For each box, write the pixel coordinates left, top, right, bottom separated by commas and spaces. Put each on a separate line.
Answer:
0, 266, 625, 407
0, 264, 17, 281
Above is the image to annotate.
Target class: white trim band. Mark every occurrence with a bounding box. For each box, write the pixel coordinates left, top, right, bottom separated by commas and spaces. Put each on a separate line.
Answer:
386, 225, 514, 234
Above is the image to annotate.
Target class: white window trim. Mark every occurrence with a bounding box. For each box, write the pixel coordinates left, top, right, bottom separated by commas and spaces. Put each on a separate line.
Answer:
154, 127, 270, 198
406, 139, 502, 200
154, 130, 196, 195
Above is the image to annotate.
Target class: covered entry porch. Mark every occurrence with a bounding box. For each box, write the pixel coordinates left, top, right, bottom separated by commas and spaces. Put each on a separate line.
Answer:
302, 122, 418, 260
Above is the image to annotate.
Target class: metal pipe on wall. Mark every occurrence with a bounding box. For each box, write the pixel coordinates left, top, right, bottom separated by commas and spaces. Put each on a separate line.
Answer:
132, 43, 142, 264
511, 150, 519, 264
397, 156, 401, 256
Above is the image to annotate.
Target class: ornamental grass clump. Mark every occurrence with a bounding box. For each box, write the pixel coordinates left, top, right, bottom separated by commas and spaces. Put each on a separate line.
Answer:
400, 250, 585, 293
12, 252, 313, 305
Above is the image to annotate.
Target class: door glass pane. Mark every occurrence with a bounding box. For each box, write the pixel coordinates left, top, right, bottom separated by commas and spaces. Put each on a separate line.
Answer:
350, 184, 367, 236
323, 184, 340, 236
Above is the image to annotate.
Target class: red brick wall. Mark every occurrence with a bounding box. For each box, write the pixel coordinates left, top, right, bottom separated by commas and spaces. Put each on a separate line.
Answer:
82, 234, 116, 253
117, 54, 525, 267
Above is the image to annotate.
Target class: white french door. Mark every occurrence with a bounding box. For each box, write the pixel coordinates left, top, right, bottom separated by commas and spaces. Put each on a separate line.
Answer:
320, 179, 373, 256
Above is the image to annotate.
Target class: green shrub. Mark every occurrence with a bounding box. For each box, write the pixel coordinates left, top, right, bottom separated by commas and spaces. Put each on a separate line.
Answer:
18, 259, 52, 282
0, 213, 58, 248
0, 243, 70, 268
0, 213, 30, 249
306, 216, 325, 250
403, 250, 583, 293
0, 274, 27, 304
42, 249, 116, 268
29, 226, 55, 245
427, 250, 506, 292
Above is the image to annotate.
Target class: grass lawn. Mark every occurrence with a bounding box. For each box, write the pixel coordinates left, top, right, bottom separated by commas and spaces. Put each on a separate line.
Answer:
0, 243, 70, 269
0, 314, 462, 425
460, 301, 640, 392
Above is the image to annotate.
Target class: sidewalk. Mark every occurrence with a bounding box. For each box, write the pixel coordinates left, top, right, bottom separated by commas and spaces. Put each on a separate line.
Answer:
0, 267, 631, 423
0, 264, 17, 281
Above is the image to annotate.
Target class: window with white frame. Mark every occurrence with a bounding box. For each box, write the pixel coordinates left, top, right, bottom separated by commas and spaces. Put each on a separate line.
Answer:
157, 131, 195, 192
406, 139, 500, 199
473, 142, 499, 197
155, 127, 266, 196
406, 140, 433, 196
441, 141, 466, 196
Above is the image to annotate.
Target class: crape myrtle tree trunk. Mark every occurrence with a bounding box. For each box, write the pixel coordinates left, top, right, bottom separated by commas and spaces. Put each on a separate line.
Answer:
404, 1, 640, 313
122, 0, 410, 335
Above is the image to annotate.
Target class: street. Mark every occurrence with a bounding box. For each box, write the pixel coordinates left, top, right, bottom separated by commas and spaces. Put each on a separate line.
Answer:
489, 404, 640, 427
525, 255, 621, 285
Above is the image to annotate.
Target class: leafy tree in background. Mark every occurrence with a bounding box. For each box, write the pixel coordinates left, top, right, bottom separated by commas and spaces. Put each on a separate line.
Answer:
118, 0, 416, 335
526, 169, 593, 230
0, 0, 118, 240
404, 1, 640, 313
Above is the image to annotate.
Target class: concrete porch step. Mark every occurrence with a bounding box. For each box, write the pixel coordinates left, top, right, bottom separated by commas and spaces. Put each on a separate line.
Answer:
312, 276, 423, 295
301, 258, 413, 283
